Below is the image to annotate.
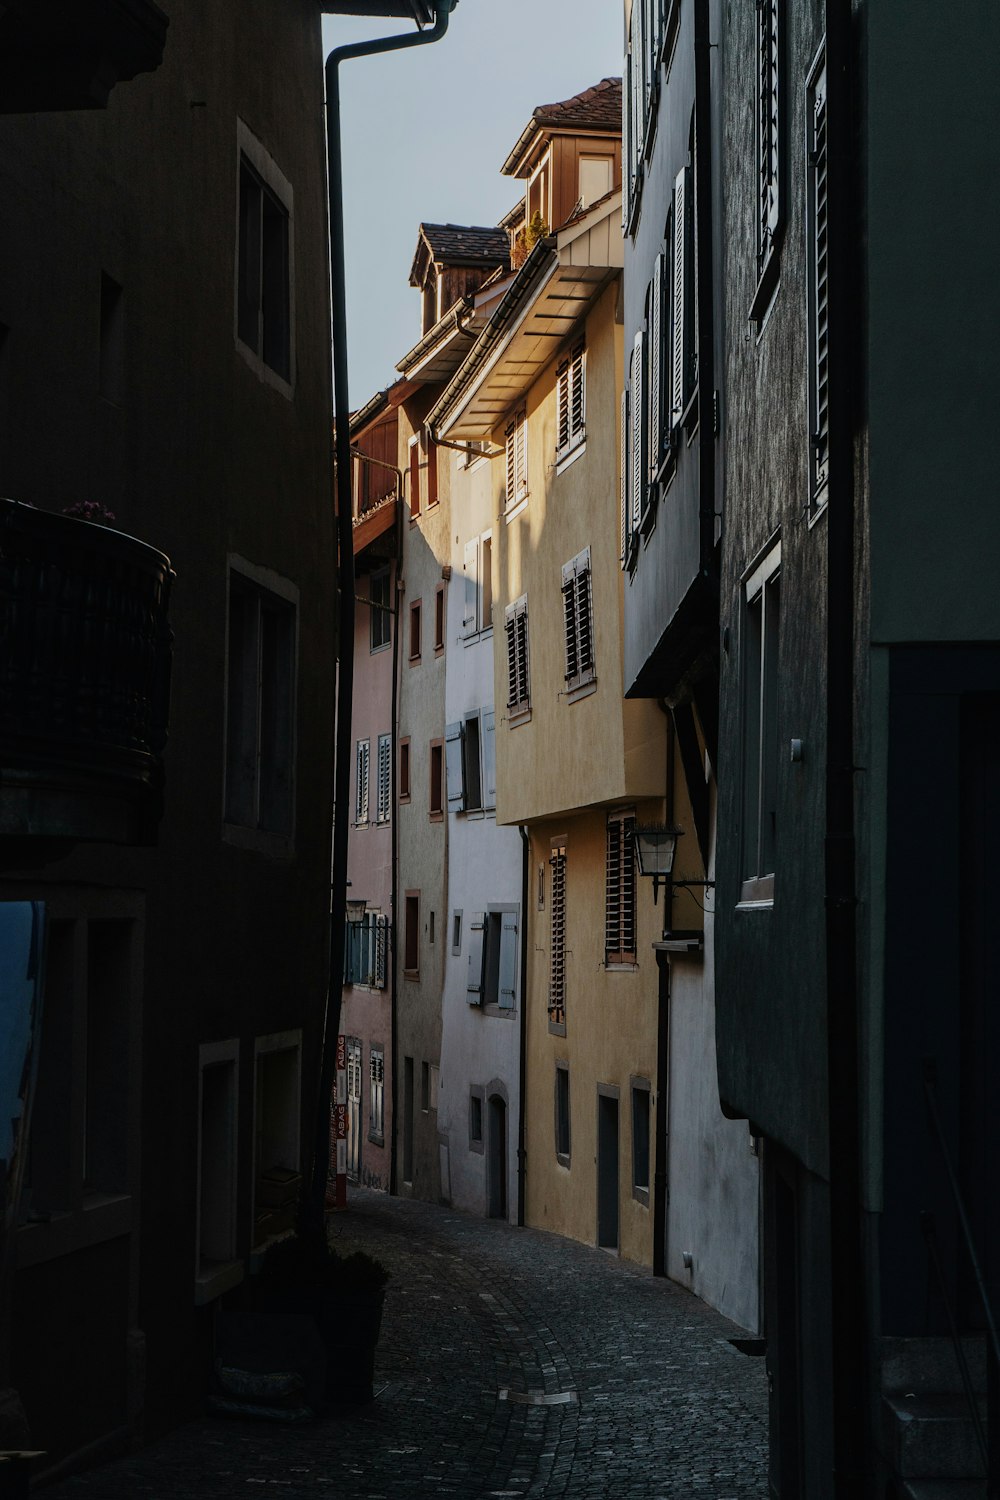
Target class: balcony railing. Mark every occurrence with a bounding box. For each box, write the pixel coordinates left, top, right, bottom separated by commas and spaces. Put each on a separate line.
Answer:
0, 498, 174, 847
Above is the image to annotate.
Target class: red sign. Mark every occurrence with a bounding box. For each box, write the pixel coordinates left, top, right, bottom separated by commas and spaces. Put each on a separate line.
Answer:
336, 1033, 346, 1072
335, 1102, 348, 1139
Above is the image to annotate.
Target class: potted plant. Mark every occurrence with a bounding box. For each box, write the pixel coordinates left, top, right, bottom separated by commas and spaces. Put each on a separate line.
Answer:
253, 1232, 389, 1404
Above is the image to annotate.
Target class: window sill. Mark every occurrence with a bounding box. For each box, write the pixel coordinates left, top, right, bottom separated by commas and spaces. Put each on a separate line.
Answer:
565, 676, 597, 705
370, 641, 392, 656
738, 874, 774, 907
403, 968, 420, 982
469, 1137, 484, 1156
195, 1258, 245, 1307
605, 961, 638, 973
483, 1003, 517, 1020
399, 793, 411, 805
555, 439, 586, 476
434, 644, 445, 658
808, 491, 829, 529
661, 0, 681, 74
749, 239, 783, 330
507, 705, 531, 729
222, 823, 294, 859
408, 654, 421, 667
642, 81, 660, 161
548, 1017, 567, 1038
556, 1151, 571, 1171
429, 810, 444, 823
17, 1193, 133, 1269
632, 1185, 650, 1208
368, 1130, 385, 1148
235, 336, 294, 401
504, 496, 528, 525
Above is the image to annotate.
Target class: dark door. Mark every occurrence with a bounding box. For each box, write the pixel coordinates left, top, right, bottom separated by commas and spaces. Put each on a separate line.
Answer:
402, 1056, 414, 1185
488, 1094, 507, 1219
597, 1091, 619, 1250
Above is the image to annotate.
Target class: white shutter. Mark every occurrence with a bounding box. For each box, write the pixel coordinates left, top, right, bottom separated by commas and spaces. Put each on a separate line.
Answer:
570, 342, 585, 442
548, 846, 567, 1021
631, 333, 645, 529
620, 385, 630, 565
467, 912, 485, 1003
811, 57, 829, 498
355, 739, 370, 824
576, 562, 594, 676
376, 733, 391, 823
498, 911, 518, 1010
648, 252, 663, 480
623, 49, 633, 227
556, 359, 570, 452
671, 167, 689, 426
445, 721, 465, 811
463, 537, 479, 636
482, 708, 496, 810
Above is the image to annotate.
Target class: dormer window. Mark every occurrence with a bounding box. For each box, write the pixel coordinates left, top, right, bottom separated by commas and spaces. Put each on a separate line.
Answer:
579, 156, 612, 209
421, 279, 436, 335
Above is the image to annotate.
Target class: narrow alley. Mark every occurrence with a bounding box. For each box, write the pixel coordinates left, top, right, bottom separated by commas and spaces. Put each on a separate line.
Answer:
45, 1190, 767, 1499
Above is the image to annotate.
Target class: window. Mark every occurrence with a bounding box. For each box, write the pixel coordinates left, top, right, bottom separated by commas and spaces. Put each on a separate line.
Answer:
562, 548, 596, 696
399, 738, 411, 802
429, 739, 444, 818
434, 583, 446, 654
504, 409, 528, 511
579, 156, 612, 209
466, 907, 519, 1012
376, 733, 391, 824
253, 1033, 302, 1246
806, 45, 829, 510
409, 599, 422, 662
197, 1039, 240, 1302
632, 1079, 651, 1200
369, 1046, 385, 1143
555, 1063, 570, 1164
404, 893, 420, 975
226, 569, 296, 837
408, 433, 437, 517
469, 1089, 484, 1150
752, 0, 784, 318
452, 911, 463, 954
556, 341, 585, 460
421, 1060, 430, 1113
606, 810, 637, 965
548, 843, 567, 1027
344, 912, 388, 989
463, 713, 482, 811
647, 252, 665, 484
370, 567, 391, 652
354, 738, 370, 825
408, 437, 420, 519
445, 711, 494, 813
237, 145, 291, 385
429, 911, 435, 945
99, 273, 124, 404
463, 533, 493, 639
504, 596, 530, 723
629, 332, 646, 544
670, 164, 693, 426
741, 542, 781, 902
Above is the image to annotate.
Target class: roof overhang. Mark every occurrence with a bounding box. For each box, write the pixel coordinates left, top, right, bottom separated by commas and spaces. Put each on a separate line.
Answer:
430, 192, 622, 442
352, 496, 397, 557
0, 0, 168, 113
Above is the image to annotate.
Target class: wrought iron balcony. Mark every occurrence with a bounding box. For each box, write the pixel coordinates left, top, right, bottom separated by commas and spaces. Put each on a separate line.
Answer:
0, 499, 174, 848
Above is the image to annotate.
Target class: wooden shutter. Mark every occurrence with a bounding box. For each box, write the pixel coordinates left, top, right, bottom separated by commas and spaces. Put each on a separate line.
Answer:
374, 914, 388, 989
355, 739, 369, 824
498, 911, 518, 1010
426, 437, 438, 507
467, 913, 485, 1003
810, 56, 829, 498
671, 167, 690, 426
576, 562, 594, 676
758, 0, 780, 260
505, 417, 516, 507
482, 708, 496, 810
515, 413, 527, 500
620, 385, 630, 565
445, 721, 465, 811
631, 334, 645, 529
649, 253, 663, 480
515, 604, 529, 707
570, 342, 585, 442
556, 358, 570, 452
605, 813, 637, 962
376, 734, 391, 823
561, 560, 578, 682
463, 538, 479, 636
548, 846, 567, 1023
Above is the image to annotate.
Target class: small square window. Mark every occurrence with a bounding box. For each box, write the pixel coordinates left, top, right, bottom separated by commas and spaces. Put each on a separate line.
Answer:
429, 740, 444, 819
434, 584, 446, 654
237, 152, 291, 384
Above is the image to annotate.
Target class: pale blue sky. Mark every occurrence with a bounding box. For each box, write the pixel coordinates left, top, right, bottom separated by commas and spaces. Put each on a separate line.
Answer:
321, 2, 623, 406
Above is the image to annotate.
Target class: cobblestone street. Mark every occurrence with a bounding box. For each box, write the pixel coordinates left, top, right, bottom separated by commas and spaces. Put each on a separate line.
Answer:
46, 1190, 768, 1499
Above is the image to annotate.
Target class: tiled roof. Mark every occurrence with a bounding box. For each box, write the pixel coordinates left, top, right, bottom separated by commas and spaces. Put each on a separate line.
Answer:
531, 76, 622, 132
417, 223, 510, 266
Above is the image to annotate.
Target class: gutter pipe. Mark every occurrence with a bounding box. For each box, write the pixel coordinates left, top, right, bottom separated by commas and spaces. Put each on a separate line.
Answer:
517, 825, 529, 1226
306, 0, 456, 1236
823, 0, 870, 1492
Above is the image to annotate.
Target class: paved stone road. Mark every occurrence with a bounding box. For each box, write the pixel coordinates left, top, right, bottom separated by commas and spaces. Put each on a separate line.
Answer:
46, 1189, 768, 1498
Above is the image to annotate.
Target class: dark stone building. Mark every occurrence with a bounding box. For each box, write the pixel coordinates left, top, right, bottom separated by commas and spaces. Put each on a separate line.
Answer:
0, 0, 339, 1470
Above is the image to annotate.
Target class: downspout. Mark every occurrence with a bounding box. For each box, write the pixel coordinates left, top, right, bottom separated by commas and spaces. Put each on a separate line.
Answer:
307, 0, 456, 1234
823, 0, 868, 1493
517, 824, 529, 1226
390, 488, 403, 1193
652, 703, 676, 1277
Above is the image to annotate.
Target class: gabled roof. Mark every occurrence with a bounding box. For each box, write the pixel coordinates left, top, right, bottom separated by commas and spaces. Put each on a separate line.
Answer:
408, 223, 509, 286
502, 77, 622, 178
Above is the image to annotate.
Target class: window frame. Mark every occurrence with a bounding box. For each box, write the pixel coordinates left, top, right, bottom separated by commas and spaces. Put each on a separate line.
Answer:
561, 547, 597, 700
369, 566, 391, 653
554, 1061, 571, 1166
429, 737, 444, 821
399, 736, 411, 803
434, 582, 446, 655
631, 1076, 651, 1205
739, 539, 782, 905
234, 120, 295, 396
408, 599, 422, 663
806, 41, 829, 515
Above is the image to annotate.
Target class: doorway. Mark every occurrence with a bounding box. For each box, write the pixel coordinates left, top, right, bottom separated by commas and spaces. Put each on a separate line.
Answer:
597, 1088, 619, 1251
487, 1093, 507, 1220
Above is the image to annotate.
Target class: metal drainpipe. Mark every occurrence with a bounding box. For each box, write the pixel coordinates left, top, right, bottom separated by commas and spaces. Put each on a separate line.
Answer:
823, 0, 869, 1492
389, 488, 403, 1195
652, 703, 675, 1277
517, 824, 529, 1226
307, 0, 456, 1232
